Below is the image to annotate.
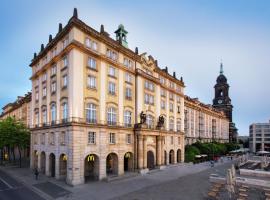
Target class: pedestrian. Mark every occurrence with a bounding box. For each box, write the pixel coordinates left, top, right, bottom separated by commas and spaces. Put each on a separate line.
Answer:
34, 168, 39, 180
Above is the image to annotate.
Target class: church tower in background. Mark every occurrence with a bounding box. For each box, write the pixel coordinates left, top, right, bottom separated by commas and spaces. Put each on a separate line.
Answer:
213, 63, 238, 142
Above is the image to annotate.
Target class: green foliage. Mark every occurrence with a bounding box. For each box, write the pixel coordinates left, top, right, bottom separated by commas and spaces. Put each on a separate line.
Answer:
185, 145, 200, 162
185, 141, 240, 162
0, 117, 30, 166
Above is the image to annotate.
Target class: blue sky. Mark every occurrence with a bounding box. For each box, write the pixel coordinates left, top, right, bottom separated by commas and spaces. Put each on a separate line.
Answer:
0, 0, 270, 135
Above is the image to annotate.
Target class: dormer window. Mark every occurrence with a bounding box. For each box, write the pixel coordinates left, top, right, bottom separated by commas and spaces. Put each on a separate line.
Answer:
62, 37, 69, 49
63, 56, 68, 68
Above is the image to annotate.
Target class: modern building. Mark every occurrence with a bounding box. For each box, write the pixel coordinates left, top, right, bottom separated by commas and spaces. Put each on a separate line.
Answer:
0, 92, 32, 127
184, 96, 229, 145
29, 9, 185, 185
249, 121, 270, 153
213, 63, 238, 142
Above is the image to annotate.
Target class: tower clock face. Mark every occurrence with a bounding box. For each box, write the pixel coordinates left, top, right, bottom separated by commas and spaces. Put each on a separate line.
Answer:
218, 100, 223, 104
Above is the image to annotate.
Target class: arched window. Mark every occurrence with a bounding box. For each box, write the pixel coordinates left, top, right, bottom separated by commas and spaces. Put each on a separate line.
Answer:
107, 107, 116, 125
146, 115, 154, 129
51, 103, 56, 124
86, 103, 96, 123
169, 118, 174, 131
124, 110, 132, 127
62, 102, 68, 122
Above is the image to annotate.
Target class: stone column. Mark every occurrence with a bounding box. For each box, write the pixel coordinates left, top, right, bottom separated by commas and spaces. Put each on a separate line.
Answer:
138, 135, 143, 169
118, 154, 124, 176
99, 156, 107, 180
143, 136, 147, 169
37, 152, 41, 171
66, 127, 84, 186
156, 136, 162, 166
166, 151, 169, 165
161, 136, 165, 165
55, 156, 60, 179
45, 153, 50, 176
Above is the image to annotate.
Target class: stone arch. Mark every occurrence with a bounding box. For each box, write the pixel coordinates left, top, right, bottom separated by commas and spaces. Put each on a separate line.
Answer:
106, 153, 118, 176
49, 153, 56, 177
40, 151, 46, 174
124, 152, 133, 172
177, 149, 181, 163
84, 154, 99, 182
169, 149, 175, 164
59, 154, 67, 179
164, 150, 167, 165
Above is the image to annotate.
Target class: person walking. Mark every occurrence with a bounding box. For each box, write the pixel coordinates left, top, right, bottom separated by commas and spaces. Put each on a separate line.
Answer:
34, 168, 39, 180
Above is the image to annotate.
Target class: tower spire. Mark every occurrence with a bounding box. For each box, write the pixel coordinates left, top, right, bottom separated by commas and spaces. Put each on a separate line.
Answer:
220, 62, 224, 75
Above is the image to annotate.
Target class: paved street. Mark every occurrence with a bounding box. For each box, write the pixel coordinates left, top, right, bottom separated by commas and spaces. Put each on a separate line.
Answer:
0, 169, 45, 200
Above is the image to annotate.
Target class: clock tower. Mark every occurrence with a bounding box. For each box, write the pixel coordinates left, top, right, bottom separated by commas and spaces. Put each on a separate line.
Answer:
213, 63, 238, 142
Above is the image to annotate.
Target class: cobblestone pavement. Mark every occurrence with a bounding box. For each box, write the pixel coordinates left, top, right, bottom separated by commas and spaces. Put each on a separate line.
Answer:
110, 162, 234, 200
1, 158, 235, 200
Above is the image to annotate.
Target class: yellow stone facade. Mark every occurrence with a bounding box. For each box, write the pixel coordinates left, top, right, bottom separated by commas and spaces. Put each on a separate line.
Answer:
29, 10, 185, 185
184, 96, 229, 145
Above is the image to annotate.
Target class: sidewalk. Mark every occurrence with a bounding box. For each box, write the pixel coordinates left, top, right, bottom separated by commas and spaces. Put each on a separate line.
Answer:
0, 158, 234, 200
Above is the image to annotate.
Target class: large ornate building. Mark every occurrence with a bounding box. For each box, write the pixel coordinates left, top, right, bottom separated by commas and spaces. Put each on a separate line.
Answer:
212, 63, 238, 142
184, 96, 229, 145
0, 92, 31, 127
29, 9, 185, 185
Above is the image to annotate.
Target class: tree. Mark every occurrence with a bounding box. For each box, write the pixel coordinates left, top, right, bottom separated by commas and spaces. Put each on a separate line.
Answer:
0, 117, 30, 167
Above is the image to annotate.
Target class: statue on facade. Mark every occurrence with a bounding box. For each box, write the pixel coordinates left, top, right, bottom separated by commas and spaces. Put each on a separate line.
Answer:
157, 115, 165, 128
140, 111, 147, 124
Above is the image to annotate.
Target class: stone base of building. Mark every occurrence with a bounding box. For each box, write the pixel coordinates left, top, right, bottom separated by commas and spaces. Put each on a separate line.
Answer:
139, 168, 149, 175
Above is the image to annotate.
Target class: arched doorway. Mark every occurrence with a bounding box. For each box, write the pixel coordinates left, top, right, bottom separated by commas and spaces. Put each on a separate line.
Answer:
147, 151, 155, 170
49, 153, 56, 177
169, 150, 174, 164
124, 152, 133, 172
59, 154, 67, 179
164, 151, 167, 165
84, 154, 99, 182
33, 150, 38, 169
40, 151, 46, 174
106, 153, 118, 176
177, 149, 181, 163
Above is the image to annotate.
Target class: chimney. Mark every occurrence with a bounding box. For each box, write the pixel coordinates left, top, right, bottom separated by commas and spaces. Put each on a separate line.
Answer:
155, 60, 158, 67
165, 66, 168, 73
40, 44, 44, 52
173, 72, 176, 78
73, 8, 78, 18
135, 47, 138, 54
34, 52, 37, 59
58, 23, 63, 33
100, 24, 104, 33
49, 34, 52, 43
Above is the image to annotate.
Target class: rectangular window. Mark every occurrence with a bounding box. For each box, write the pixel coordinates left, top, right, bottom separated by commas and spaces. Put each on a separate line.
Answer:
123, 58, 133, 69
42, 87, 46, 97
85, 38, 98, 51
88, 57, 97, 69
88, 132, 96, 144
125, 73, 132, 83
106, 49, 118, 61
51, 82, 56, 93
87, 76, 96, 89
108, 82, 116, 95
170, 103, 174, 112
178, 137, 181, 145
60, 132, 66, 145
169, 92, 174, 100
125, 88, 132, 100
51, 65, 57, 76
109, 133, 116, 144
144, 94, 154, 105
160, 77, 165, 85
144, 81, 154, 91
42, 73, 47, 82
171, 136, 173, 144
63, 56, 68, 67
127, 134, 131, 144
161, 100, 166, 110
35, 91, 39, 101
50, 133, 55, 145
108, 66, 116, 77
161, 89, 166, 97
62, 75, 68, 88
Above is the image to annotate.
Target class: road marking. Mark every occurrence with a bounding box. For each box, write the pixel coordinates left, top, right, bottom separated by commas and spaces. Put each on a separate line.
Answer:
0, 177, 13, 189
